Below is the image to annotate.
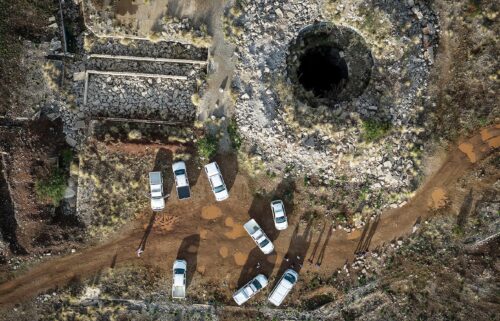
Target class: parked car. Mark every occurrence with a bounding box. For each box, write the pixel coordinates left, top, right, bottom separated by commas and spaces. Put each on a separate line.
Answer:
268, 269, 298, 306
271, 200, 288, 230
243, 219, 274, 254
204, 162, 229, 201
172, 259, 187, 299
149, 171, 165, 211
172, 161, 191, 200
233, 274, 268, 305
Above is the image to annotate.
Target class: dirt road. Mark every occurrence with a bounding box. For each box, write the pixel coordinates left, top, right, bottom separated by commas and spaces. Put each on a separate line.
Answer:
0, 125, 498, 306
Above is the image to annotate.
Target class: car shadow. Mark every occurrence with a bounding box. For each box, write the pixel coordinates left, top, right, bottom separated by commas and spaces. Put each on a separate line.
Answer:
214, 152, 239, 193
236, 247, 277, 288
248, 179, 296, 242
152, 147, 174, 197
275, 220, 313, 278
176, 234, 200, 288
183, 145, 202, 188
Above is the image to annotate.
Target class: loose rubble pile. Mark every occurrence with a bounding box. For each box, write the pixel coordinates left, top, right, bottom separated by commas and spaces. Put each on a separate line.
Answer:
85, 75, 197, 121
225, 0, 438, 212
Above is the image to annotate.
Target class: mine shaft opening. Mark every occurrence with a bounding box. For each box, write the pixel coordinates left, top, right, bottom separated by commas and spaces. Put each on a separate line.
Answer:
287, 23, 374, 107
298, 45, 348, 98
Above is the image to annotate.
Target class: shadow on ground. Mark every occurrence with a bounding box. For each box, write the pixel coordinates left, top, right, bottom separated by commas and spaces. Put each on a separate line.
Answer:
176, 234, 200, 288
237, 247, 277, 288
214, 152, 239, 193
248, 179, 296, 242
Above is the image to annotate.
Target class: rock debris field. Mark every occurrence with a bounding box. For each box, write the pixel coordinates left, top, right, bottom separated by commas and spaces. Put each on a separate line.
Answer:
226, 0, 439, 209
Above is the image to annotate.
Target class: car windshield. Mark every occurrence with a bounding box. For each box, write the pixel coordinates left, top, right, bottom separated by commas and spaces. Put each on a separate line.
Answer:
259, 239, 270, 248
214, 185, 226, 193
251, 279, 262, 290
284, 272, 296, 283
275, 216, 287, 223
174, 268, 185, 274
174, 169, 185, 176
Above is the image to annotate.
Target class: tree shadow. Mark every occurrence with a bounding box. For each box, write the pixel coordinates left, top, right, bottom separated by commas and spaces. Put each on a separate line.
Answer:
248, 179, 296, 242
153, 147, 174, 196
176, 234, 200, 288
275, 221, 313, 278
308, 223, 327, 264
237, 247, 277, 288
214, 152, 239, 193
136, 212, 156, 254
354, 215, 381, 254
316, 224, 334, 266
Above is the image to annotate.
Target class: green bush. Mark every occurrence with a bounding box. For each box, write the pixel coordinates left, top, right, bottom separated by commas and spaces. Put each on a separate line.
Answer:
362, 119, 392, 142
227, 119, 242, 150
35, 169, 66, 206
60, 148, 73, 167
196, 134, 218, 159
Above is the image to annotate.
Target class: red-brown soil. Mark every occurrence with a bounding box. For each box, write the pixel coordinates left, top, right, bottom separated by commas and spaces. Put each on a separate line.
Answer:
0, 125, 498, 306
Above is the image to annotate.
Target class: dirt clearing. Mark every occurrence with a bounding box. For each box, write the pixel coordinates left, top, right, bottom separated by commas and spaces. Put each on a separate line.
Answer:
0, 125, 498, 306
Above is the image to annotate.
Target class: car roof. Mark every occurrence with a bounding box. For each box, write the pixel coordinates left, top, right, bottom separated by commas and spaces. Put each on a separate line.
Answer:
205, 162, 219, 176
149, 171, 162, 185
210, 174, 224, 187
172, 161, 186, 171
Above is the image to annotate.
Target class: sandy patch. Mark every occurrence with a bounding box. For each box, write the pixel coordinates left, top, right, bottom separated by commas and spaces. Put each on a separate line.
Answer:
224, 216, 246, 239
199, 228, 208, 240
233, 251, 247, 266
201, 205, 222, 220
480, 128, 494, 141
486, 136, 500, 149
219, 246, 229, 258
197, 265, 206, 275
347, 229, 362, 240
429, 187, 447, 209
458, 142, 477, 163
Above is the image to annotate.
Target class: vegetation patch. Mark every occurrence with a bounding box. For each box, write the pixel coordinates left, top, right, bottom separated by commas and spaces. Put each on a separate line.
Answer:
196, 134, 218, 159
35, 169, 67, 206
361, 119, 392, 142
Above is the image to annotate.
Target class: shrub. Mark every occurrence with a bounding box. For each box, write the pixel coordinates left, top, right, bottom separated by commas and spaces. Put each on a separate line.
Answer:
60, 148, 73, 167
196, 134, 218, 159
35, 169, 66, 206
362, 119, 392, 142
227, 119, 242, 150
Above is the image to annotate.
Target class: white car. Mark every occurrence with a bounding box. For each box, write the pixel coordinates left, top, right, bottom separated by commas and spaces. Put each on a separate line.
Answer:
271, 200, 288, 230
172, 259, 187, 299
149, 171, 165, 211
204, 162, 229, 201
243, 219, 274, 254
233, 274, 268, 305
268, 269, 298, 306
172, 161, 191, 200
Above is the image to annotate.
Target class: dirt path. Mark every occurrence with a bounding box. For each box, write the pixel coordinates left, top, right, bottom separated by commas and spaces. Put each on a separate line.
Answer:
0, 125, 498, 306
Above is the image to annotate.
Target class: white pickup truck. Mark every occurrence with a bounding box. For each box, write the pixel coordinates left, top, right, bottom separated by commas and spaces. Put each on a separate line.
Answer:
233, 274, 268, 306
172, 161, 191, 200
268, 269, 298, 306
149, 171, 165, 211
172, 259, 187, 299
243, 219, 274, 254
204, 162, 229, 201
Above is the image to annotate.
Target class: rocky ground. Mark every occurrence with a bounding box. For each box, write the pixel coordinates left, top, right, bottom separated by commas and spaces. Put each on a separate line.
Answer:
223, 0, 439, 219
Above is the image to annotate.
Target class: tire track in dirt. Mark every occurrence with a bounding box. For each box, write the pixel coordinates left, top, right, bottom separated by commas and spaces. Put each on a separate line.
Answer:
0, 125, 498, 306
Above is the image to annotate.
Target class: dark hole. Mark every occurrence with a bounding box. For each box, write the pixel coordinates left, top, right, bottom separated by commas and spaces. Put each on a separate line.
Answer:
298, 45, 348, 99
